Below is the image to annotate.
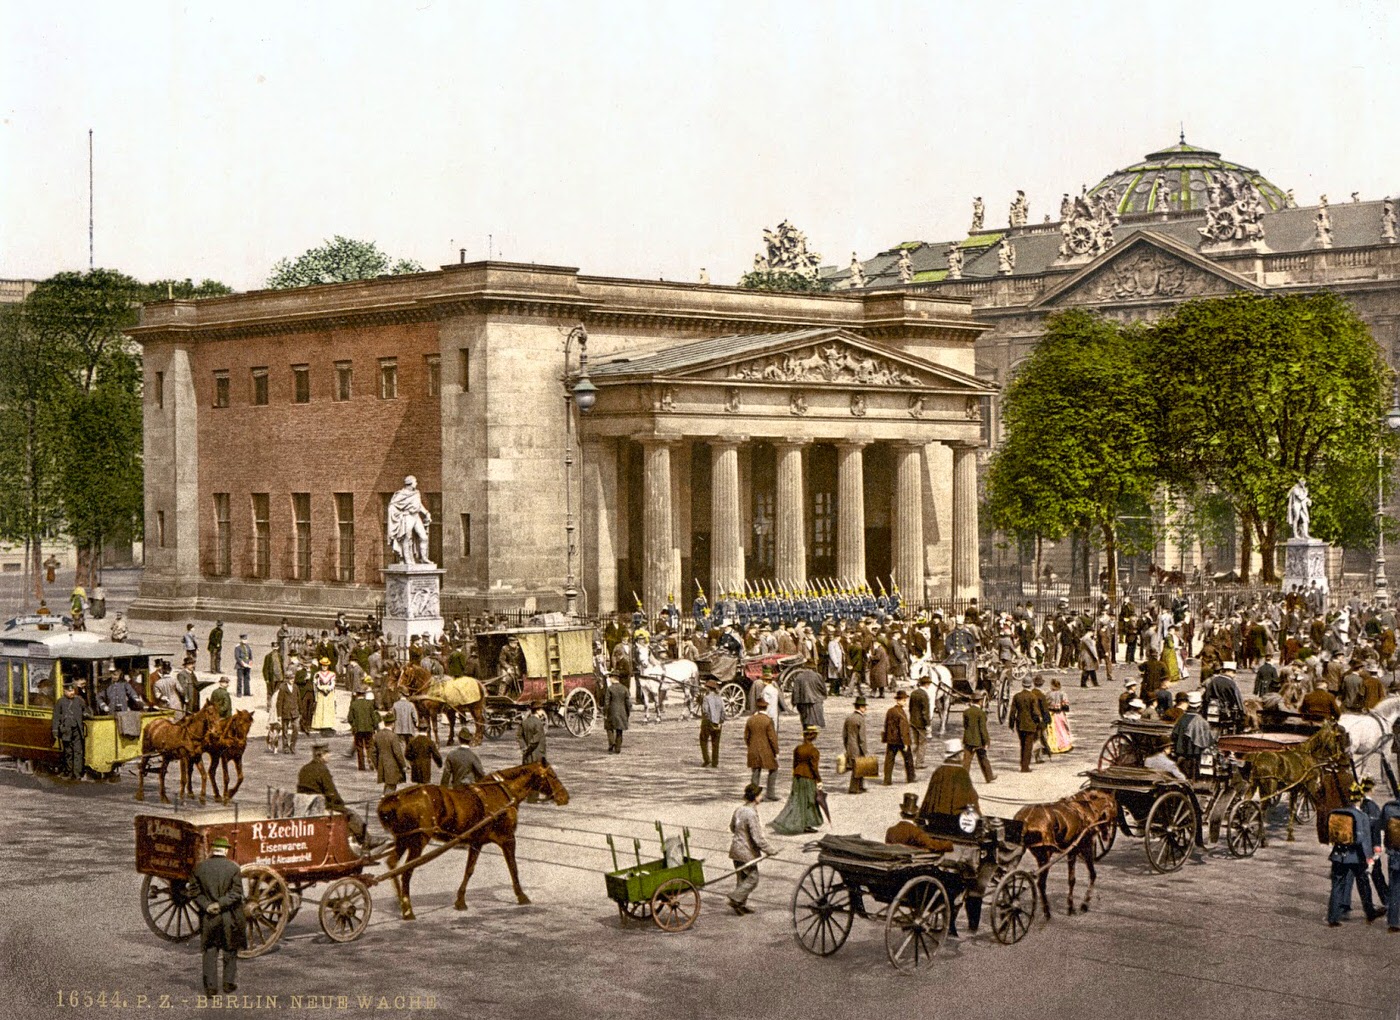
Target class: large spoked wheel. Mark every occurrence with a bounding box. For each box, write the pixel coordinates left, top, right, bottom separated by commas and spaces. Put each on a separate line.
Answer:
239, 864, 290, 958
1092, 816, 1117, 859
1098, 734, 1141, 769
485, 718, 509, 741
617, 899, 652, 925
319, 877, 373, 943
1144, 790, 1197, 873
1117, 801, 1145, 838
791, 863, 855, 957
140, 875, 200, 942
884, 875, 950, 972
719, 682, 747, 720
650, 878, 700, 933
1291, 792, 1316, 825
996, 677, 1011, 724
563, 688, 597, 737
1226, 799, 1265, 858
989, 870, 1037, 945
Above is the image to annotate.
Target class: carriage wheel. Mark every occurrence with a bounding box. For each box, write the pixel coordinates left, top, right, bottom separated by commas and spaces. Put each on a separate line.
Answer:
319, 877, 374, 943
996, 677, 1011, 724
1226, 799, 1265, 858
791, 863, 854, 957
884, 875, 950, 972
238, 865, 290, 958
1091, 815, 1117, 860
1291, 793, 1315, 825
563, 688, 597, 738
617, 899, 652, 925
1010, 658, 1031, 683
683, 687, 703, 719
719, 682, 746, 720
1117, 801, 1145, 838
1098, 734, 1141, 769
1144, 791, 1197, 873
650, 878, 700, 933
140, 875, 200, 943
485, 719, 508, 741
989, 870, 1037, 945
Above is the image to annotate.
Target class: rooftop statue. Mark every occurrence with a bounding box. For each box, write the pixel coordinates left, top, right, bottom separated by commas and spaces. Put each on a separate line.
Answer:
1382, 198, 1397, 244
945, 242, 963, 280
848, 252, 867, 288
753, 219, 823, 281
896, 249, 913, 284
970, 197, 984, 232
1198, 173, 1266, 245
997, 237, 1016, 275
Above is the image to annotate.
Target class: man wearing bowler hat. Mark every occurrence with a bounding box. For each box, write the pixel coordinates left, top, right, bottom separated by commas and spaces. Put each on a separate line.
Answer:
881, 689, 915, 785
843, 696, 869, 794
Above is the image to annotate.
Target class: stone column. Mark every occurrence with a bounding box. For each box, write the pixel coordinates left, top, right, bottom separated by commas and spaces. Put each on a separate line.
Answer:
710, 440, 745, 596
774, 440, 808, 588
835, 441, 868, 584
950, 441, 980, 601
581, 439, 618, 617
893, 442, 925, 601
641, 439, 674, 619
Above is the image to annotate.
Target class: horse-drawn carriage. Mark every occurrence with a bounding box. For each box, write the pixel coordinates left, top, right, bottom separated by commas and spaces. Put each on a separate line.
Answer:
910, 651, 1010, 731
0, 629, 175, 778
474, 625, 599, 739
790, 809, 1038, 971
692, 649, 806, 719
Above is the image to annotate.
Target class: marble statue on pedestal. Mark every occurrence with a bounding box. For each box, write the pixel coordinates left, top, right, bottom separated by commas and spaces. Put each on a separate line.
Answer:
945, 243, 963, 280
896, 249, 913, 284
1382, 198, 1397, 244
1287, 478, 1311, 541
970, 197, 984, 232
388, 475, 434, 565
849, 253, 867, 288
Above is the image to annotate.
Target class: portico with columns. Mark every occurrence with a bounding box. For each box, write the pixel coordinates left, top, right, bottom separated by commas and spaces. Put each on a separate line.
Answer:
580, 327, 993, 617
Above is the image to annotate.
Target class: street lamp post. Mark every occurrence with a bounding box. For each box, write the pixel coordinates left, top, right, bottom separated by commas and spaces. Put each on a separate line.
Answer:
562, 326, 597, 617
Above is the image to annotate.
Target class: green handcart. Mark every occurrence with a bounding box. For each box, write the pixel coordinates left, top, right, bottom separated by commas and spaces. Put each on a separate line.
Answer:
604, 822, 708, 932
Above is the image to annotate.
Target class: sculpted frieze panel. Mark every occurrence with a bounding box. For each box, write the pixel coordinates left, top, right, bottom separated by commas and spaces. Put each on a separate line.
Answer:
1068, 250, 1235, 304
725, 343, 921, 387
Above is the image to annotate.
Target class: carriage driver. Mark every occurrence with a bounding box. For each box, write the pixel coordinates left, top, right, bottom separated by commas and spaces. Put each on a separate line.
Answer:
296, 743, 384, 851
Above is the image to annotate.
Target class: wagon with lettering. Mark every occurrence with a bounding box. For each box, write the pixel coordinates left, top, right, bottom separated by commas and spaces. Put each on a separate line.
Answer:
134, 802, 379, 957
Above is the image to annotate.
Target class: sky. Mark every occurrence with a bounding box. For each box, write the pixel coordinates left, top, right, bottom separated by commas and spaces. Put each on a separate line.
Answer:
4, 0, 1400, 292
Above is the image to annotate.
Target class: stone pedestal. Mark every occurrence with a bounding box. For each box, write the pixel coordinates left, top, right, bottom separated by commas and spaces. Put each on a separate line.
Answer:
382, 563, 444, 642
1281, 538, 1329, 600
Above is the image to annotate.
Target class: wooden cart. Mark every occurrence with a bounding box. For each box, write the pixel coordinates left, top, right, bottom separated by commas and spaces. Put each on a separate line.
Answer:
603, 823, 709, 932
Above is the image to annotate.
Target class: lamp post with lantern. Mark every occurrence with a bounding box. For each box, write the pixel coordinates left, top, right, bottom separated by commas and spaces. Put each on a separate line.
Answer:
562, 326, 597, 617
1373, 389, 1400, 603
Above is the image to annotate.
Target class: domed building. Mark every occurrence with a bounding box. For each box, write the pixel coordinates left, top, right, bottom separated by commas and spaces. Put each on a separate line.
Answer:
1088, 135, 1292, 218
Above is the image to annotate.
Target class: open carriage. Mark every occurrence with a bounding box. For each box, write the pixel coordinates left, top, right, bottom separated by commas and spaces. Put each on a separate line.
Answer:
790, 809, 1038, 972
475, 625, 600, 739
692, 650, 806, 719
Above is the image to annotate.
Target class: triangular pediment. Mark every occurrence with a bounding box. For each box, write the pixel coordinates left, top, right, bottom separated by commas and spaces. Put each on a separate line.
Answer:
591, 327, 992, 393
1031, 230, 1264, 309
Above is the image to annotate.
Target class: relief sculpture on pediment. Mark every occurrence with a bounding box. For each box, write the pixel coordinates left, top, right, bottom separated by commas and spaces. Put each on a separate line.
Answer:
726, 343, 921, 386
1075, 250, 1232, 304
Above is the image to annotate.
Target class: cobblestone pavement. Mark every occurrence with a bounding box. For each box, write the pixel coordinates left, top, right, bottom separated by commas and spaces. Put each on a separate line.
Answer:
2, 598, 1399, 1019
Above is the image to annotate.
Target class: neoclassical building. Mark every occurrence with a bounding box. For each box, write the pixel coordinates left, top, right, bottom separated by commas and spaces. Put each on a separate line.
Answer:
129, 263, 991, 622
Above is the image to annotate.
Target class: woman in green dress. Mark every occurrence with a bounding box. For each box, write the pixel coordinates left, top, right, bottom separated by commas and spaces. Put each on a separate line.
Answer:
771, 724, 824, 835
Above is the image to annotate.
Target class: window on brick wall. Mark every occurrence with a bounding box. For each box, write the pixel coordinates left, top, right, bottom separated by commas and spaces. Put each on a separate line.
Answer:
251, 367, 269, 406
251, 493, 270, 578
424, 355, 440, 397
379, 358, 398, 399
459, 348, 470, 391
293, 365, 310, 404
460, 513, 471, 558
154, 371, 164, 408
425, 492, 442, 564
334, 361, 352, 402
292, 493, 311, 580
213, 371, 230, 409
213, 493, 231, 576
335, 493, 355, 582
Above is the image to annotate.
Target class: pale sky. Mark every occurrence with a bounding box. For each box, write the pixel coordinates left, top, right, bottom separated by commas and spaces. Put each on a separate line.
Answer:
4, 0, 1399, 291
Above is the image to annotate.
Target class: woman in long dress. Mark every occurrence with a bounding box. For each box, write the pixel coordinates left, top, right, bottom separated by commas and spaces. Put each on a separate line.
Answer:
771, 725, 824, 835
1046, 677, 1073, 753
1162, 627, 1183, 685
311, 658, 338, 734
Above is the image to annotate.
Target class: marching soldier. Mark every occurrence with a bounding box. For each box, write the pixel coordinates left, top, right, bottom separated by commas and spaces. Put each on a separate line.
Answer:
661, 594, 680, 633
1327, 783, 1382, 925
1379, 790, 1400, 932
693, 587, 711, 632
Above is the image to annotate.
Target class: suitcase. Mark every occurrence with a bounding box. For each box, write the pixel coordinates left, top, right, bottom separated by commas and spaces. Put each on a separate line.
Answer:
852, 755, 879, 780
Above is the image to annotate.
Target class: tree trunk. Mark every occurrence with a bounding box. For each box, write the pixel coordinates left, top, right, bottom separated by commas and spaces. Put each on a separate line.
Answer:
1258, 519, 1279, 583
28, 538, 42, 603
1239, 514, 1254, 585
1101, 520, 1118, 602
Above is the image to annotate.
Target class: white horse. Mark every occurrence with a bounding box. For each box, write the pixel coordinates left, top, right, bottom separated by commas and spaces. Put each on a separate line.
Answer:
1338, 695, 1400, 780
637, 658, 700, 722
908, 655, 957, 732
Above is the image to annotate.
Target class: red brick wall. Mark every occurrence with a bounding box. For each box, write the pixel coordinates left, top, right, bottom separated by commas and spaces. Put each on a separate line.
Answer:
187, 320, 443, 587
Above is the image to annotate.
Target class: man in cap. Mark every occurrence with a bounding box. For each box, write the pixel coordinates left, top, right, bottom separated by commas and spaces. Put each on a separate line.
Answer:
909, 674, 932, 768
1202, 661, 1246, 734
843, 696, 869, 794
699, 679, 725, 767
961, 690, 995, 783
296, 742, 376, 848
208, 676, 233, 720
207, 620, 224, 674
727, 783, 777, 916
177, 655, 203, 714
1327, 782, 1383, 925
1378, 786, 1400, 932
345, 688, 378, 770
1300, 677, 1342, 722
603, 669, 632, 754
1008, 676, 1046, 773
881, 689, 915, 785
745, 696, 779, 801
518, 701, 548, 765
233, 634, 253, 698
190, 835, 245, 995
1170, 690, 1213, 780
102, 671, 145, 714
52, 682, 90, 781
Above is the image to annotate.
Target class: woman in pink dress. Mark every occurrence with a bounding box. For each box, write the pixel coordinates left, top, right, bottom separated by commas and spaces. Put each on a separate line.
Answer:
1046, 676, 1074, 753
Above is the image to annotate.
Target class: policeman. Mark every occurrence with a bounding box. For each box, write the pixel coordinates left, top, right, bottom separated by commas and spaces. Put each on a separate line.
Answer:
1380, 789, 1400, 932
1327, 782, 1382, 925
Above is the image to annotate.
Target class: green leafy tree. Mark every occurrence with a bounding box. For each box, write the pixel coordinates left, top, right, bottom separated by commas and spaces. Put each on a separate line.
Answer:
266, 236, 424, 289
25, 269, 144, 393
985, 309, 1158, 600
141, 278, 235, 302
1145, 293, 1393, 582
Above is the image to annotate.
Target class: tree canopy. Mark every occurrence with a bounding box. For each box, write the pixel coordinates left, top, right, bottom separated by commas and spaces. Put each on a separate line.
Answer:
266, 236, 425, 289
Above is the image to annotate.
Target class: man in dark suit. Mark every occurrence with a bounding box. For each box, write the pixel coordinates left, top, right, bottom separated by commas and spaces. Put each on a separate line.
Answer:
1008, 676, 1046, 773
909, 676, 932, 768
881, 690, 915, 785
441, 744, 488, 788
961, 691, 995, 782
51, 683, 90, 781
843, 697, 869, 794
190, 836, 246, 995
297, 743, 374, 847
405, 722, 442, 783
603, 670, 632, 754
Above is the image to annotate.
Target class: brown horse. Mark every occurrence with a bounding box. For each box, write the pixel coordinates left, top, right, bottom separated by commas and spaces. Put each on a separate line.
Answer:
1240, 721, 1351, 841
375, 762, 569, 920
135, 702, 219, 804
1014, 788, 1116, 918
205, 709, 254, 803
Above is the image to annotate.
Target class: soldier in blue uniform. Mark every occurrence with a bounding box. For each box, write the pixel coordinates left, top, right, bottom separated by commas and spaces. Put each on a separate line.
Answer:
835, 589, 851, 623
1359, 778, 1390, 904
1379, 791, 1400, 932
661, 594, 681, 633
693, 588, 711, 632
736, 593, 751, 629
630, 596, 646, 634
888, 583, 904, 620
860, 585, 877, 618
1327, 783, 1383, 925
720, 590, 738, 626
875, 583, 890, 622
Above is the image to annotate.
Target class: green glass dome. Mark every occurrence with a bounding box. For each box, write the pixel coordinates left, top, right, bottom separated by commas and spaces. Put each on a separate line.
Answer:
1086, 137, 1290, 218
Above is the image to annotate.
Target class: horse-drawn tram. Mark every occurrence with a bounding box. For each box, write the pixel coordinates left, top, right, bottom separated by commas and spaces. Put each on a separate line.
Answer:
790, 809, 1038, 972
476, 623, 599, 738
0, 629, 173, 777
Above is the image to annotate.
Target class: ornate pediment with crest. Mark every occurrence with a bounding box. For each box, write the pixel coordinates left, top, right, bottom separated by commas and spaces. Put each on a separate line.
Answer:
725, 343, 922, 387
